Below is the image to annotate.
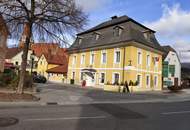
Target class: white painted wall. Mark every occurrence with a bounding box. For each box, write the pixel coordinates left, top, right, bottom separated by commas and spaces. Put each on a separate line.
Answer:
11, 50, 38, 70
164, 51, 181, 86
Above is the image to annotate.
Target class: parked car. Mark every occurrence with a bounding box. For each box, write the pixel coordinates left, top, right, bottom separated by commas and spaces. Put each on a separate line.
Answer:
33, 75, 47, 83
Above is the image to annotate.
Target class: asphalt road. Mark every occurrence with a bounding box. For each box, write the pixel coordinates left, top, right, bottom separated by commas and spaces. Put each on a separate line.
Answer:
1, 101, 190, 130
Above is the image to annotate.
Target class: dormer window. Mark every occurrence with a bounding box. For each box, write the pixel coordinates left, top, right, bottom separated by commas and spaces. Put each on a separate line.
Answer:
113, 26, 123, 37
92, 32, 100, 40
143, 31, 151, 41
78, 37, 82, 45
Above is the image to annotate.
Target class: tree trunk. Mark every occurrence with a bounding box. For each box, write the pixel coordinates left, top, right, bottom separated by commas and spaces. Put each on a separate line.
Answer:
17, 23, 32, 94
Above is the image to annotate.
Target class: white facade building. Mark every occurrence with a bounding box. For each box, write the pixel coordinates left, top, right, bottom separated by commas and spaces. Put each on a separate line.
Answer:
162, 46, 181, 87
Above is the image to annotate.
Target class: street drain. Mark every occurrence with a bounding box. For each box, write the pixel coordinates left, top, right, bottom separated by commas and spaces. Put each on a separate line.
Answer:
46, 102, 58, 105
0, 117, 19, 127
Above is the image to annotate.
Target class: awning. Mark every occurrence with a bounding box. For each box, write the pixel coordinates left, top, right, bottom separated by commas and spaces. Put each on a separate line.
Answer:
81, 68, 97, 73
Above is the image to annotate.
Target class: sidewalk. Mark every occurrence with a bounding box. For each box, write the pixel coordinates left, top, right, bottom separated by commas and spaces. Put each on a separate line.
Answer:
1, 83, 190, 107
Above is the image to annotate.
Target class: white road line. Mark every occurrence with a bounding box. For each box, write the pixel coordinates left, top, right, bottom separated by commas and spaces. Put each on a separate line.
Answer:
24, 116, 107, 122
162, 111, 190, 115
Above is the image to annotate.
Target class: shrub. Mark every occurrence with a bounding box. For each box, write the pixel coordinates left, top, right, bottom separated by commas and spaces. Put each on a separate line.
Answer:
129, 80, 134, 86
0, 69, 33, 89
134, 81, 139, 86
168, 85, 182, 92
70, 79, 75, 84
120, 82, 124, 86
106, 81, 111, 85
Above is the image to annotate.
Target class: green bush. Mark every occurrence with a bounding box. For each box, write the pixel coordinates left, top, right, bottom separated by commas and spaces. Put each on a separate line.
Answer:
0, 69, 33, 89
129, 80, 134, 86
70, 79, 75, 84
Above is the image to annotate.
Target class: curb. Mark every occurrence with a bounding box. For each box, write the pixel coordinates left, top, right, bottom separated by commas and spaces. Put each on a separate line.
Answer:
1, 98, 190, 108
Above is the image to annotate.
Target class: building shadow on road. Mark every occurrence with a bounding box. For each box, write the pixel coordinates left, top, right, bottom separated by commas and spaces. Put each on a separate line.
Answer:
74, 89, 146, 130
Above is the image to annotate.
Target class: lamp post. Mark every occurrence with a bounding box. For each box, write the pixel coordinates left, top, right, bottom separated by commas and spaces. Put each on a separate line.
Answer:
30, 50, 35, 75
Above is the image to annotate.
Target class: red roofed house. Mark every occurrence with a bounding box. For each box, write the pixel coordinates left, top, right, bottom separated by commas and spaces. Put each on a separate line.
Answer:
0, 14, 9, 72
37, 46, 68, 82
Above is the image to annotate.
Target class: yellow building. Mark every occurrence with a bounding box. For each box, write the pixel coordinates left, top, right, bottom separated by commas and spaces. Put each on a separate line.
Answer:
37, 50, 68, 82
67, 15, 164, 91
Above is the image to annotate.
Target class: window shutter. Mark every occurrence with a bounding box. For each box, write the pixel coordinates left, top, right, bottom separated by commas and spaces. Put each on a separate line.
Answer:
162, 61, 169, 77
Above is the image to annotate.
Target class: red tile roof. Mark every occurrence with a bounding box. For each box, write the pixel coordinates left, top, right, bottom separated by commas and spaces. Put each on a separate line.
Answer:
31, 43, 61, 57
46, 64, 68, 74
43, 53, 67, 65
5, 47, 22, 59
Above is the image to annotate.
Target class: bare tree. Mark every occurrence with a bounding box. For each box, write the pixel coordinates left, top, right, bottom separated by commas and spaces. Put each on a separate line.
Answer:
0, 0, 87, 94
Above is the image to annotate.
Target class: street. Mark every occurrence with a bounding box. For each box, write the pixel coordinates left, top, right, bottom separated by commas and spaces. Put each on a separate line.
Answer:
1, 82, 190, 130
1, 101, 190, 130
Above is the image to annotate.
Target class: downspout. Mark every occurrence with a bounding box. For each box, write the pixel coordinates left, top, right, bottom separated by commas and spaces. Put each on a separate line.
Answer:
122, 47, 126, 83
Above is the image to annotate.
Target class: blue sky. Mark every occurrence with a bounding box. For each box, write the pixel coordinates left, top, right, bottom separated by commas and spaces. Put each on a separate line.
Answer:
76, 0, 190, 62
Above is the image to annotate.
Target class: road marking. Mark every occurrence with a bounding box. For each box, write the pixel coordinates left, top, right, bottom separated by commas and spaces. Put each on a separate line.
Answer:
162, 111, 190, 115
24, 116, 107, 122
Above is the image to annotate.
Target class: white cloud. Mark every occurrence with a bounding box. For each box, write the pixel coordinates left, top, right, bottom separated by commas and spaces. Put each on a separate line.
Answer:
75, 0, 110, 12
145, 3, 190, 62
173, 41, 190, 63
145, 3, 190, 40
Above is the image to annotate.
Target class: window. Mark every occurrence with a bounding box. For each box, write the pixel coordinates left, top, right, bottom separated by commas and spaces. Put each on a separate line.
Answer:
169, 65, 175, 77
15, 61, 18, 65
138, 51, 142, 65
115, 50, 120, 63
72, 72, 75, 79
80, 72, 85, 80
101, 52, 106, 64
78, 38, 82, 45
146, 54, 150, 66
81, 54, 85, 64
146, 75, 150, 87
90, 52, 95, 64
137, 74, 141, 86
154, 76, 158, 87
100, 73, 105, 84
72, 56, 77, 65
113, 73, 120, 84
94, 33, 100, 40
113, 27, 123, 37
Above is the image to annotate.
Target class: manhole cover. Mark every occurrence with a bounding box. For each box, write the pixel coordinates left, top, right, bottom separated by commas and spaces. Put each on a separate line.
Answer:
0, 117, 19, 127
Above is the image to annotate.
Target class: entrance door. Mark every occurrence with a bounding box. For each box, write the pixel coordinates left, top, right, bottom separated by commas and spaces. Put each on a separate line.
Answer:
174, 78, 178, 86
86, 72, 95, 86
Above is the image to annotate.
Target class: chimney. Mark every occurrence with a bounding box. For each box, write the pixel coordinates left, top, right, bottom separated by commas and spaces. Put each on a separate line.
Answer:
111, 15, 118, 20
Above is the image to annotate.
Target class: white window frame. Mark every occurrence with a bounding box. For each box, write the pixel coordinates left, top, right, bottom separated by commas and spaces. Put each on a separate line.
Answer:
80, 54, 85, 65
99, 72, 106, 85
72, 71, 75, 79
145, 74, 150, 88
90, 51, 95, 65
154, 75, 158, 87
80, 71, 85, 81
95, 34, 100, 40
154, 55, 159, 68
137, 50, 142, 65
114, 48, 121, 64
78, 38, 82, 45
112, 72, 120, 84
72, 55, 77, 65
146, 53, 151, 67
136, 74, 142, 87
101, 50, 107, 64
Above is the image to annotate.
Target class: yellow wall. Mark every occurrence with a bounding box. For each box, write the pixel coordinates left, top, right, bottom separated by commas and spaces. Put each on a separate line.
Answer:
37, 55, 58, 78
68, 44, 162, 91
47, 73, 66, 83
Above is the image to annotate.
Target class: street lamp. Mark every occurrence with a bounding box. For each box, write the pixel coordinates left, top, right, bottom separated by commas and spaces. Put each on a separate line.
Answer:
30, 50, 35, 74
